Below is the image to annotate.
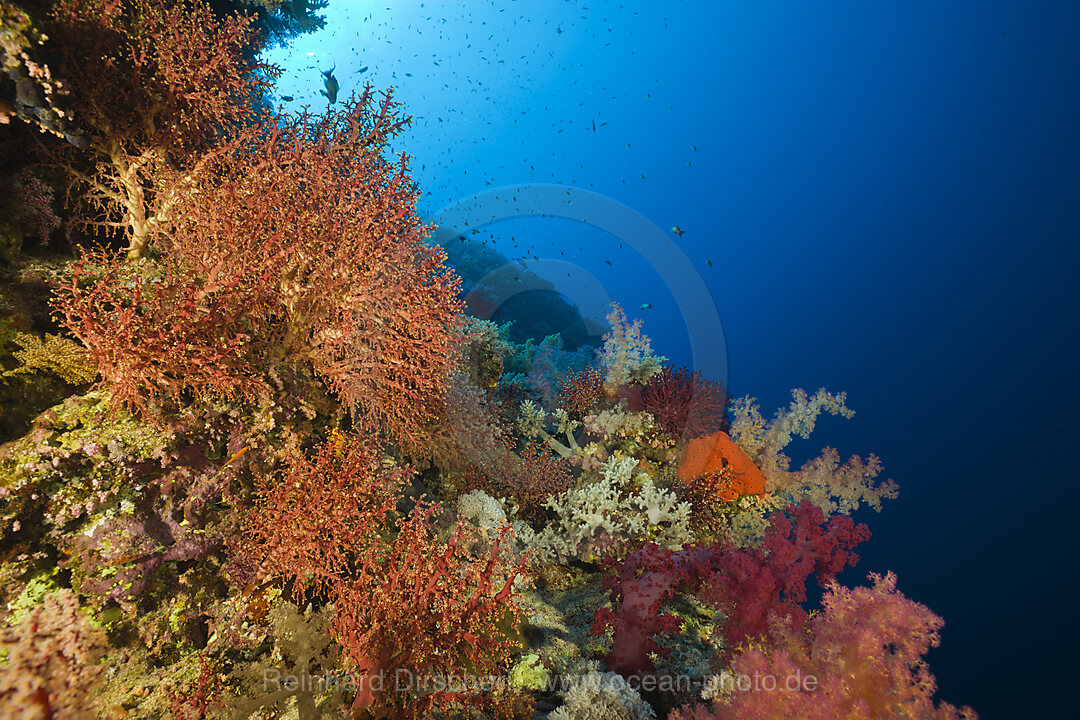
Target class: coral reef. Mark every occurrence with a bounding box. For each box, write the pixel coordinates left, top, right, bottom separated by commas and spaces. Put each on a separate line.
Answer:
0, 5, 974, 718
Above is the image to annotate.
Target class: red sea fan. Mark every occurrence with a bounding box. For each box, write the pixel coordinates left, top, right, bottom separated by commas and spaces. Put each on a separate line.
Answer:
166, 91, 464, 454
55, 90, 464, 453
642, 366, 728, 440
558, 366, 604, 418
239, 431, 408, 600
4, 168, 61, 245
53, 245, 274, 421
510, 441, 575, 522
40, 0, 278, 258
334, 504, 531, 719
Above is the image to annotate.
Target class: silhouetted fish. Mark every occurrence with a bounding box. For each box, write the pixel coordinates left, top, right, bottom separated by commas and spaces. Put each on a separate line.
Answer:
320, 65, 339, 103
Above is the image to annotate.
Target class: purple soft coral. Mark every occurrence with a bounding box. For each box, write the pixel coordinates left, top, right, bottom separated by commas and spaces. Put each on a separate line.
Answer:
699, 499, 870, 654
592, 500, 870, 680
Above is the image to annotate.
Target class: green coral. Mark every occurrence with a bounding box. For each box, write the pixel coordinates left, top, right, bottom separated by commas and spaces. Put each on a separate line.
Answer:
2, 331, 97, 385
510, 652, 551, 691
4, 565, 59, 626
0, 389, 172, 546
512, 573, 613, 678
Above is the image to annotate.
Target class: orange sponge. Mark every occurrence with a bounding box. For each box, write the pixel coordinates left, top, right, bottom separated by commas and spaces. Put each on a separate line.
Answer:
678, 430, 767, 501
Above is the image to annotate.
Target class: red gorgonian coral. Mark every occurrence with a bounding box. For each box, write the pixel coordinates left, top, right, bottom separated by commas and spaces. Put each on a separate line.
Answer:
38, 0, 278, 259
239, 430, 407, 600
334, 505, 531, 719
641, 366, 729, 439
558, 366, 605, 418
240, 431, 531, 718
457, 440, 575, 523
55, 89, 465, 452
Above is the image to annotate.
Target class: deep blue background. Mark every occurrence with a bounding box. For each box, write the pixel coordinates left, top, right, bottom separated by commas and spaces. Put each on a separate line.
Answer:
267, 1, 1080, 715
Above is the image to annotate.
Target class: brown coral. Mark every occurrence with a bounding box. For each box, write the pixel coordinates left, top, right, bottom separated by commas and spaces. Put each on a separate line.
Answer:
0, 589, 108, 719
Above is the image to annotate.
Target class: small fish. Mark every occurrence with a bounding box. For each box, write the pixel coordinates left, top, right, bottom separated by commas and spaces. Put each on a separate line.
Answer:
356, 66, 369, 74
707, 259, 713, 268
592, 120, 596, 132
605, 260, 613, 265
671, 225, 685, 237
639, 303, 654, 310
280, 95, 294, 101
222, 446, 250, 468
320, 64, 339, 103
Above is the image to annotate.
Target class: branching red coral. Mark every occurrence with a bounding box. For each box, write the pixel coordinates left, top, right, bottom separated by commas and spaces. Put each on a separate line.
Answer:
510, 441, 575, 522
240, 430, 407, 600
642, 366, 728, 439
334, 504, 531, 719
167, 91, 464, 453
457, 440, 575, 523
52, 245, 275, 420
1, 168, 61, 247
239, 430, 531, 718
54, 90, 465, 452
38, 0, 277, 258
558, 366, 604, 418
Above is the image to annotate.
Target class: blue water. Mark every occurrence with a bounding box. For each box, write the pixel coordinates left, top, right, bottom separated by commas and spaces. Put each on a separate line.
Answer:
266, 2, 1080, 716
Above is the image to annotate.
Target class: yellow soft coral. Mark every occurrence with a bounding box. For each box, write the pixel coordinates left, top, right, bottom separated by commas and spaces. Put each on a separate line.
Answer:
3, 332, 97, 385
728, 388, 898, 518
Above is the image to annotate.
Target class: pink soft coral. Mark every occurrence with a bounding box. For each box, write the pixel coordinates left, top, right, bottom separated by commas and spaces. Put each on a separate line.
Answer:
673, 572, 977, 720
